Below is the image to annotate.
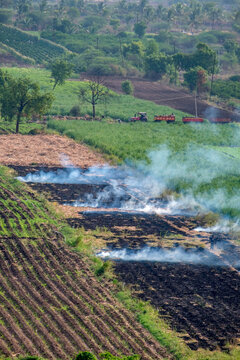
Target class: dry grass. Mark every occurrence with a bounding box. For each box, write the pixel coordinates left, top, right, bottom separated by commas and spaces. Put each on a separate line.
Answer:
0, 134, 106, 167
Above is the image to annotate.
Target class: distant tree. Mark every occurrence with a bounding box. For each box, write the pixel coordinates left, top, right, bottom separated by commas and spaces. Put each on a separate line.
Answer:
78, 76, 109, 119
184, 66, 208, 93
194, 43, 217, 73
121, 80, 134, 95
145, 39, 158, 56
0, 0, 13, 7
134, 21, 146, 38
0, 70, 53, 133
50, 59, 73, 90
39, 0, 47, 13
144, 52, 168, 79
16, 0, 32, 20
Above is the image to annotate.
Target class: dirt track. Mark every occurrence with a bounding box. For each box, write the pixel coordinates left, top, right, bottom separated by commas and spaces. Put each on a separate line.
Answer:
104, 77, 240, 120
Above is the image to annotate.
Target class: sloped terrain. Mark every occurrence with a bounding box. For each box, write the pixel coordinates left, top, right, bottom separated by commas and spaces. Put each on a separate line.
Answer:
104, 77, 240, 121
0, 24, 68, 64
0, 167, 170, 360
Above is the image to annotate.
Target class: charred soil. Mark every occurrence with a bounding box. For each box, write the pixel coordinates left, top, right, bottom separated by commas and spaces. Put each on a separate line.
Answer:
7, 164, 240, 354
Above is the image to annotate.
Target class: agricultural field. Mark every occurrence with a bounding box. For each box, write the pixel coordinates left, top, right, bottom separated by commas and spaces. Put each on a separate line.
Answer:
0, 146, 172, 360
2, 67, 189, 119
1, 1, 240, 359
0, 25, 68, 64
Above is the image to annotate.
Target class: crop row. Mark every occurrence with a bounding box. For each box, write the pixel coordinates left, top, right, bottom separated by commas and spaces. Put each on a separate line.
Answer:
0, 233, 168, 360
0, 25, 67, 64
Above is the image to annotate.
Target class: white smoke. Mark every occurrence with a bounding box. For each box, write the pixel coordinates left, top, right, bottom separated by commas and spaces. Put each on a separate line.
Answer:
97, 246, 224, 266
195, 219, 240, 233
17, 143, 240, 222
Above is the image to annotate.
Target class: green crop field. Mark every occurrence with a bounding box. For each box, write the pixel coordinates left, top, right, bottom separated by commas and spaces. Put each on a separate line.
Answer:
3, 67, 189, 119
0, 25, 67, 64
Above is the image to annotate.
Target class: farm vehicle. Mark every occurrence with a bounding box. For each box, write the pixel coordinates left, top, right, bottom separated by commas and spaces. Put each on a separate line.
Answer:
153, 114, 232, 124
129, 112, 148, 122
154, 115, 175, 123
182, 117, 204, 123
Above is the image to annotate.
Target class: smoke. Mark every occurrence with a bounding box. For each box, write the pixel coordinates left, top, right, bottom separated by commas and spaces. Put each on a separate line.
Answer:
203, 106, 220, 121
195, 219, 240, 233
97, 246, 224, 266
18, 143, 240, 222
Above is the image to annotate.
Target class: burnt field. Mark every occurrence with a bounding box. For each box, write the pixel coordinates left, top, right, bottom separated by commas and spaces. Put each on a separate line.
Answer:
0, 166, 170, 360
15, 165, 240, 352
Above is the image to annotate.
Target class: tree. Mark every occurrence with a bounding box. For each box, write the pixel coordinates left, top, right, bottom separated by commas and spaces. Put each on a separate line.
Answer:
145, 39, 158, 56
78, 76, 109, 119
184, 66, 208, 93
39, 0, 47, 13
134, 21, 146, 38
50, 59, 73, 90
144, 53, 168, 79
194, 43, 217, 74
0, 70, 53, 133
121, 80, 134, 95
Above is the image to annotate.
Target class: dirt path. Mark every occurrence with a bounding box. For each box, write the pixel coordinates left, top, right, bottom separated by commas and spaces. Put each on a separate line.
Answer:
0, 134, 105, 167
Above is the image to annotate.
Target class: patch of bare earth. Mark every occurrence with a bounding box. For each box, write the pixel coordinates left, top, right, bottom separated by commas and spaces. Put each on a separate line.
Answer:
0, 134, 105, 167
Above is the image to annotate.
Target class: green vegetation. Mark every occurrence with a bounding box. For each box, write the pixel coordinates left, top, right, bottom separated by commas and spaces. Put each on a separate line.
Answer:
47, 120, 240, 162
1, 67, 188, 119
0, 166, 58, 238
0, 69, 53, 133
0, 24, 68, 64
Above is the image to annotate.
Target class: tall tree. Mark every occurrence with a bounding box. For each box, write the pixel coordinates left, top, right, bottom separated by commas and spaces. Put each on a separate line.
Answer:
134, 21, 146, 38
0, 70, 53, 133
50, 59, 73, 90
78, 76, 109, 119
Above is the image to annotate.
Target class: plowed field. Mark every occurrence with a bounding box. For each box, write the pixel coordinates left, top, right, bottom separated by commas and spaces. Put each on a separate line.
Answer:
0, 169, 170, 360
104, 77, 239, 121
11, 165, 240, 352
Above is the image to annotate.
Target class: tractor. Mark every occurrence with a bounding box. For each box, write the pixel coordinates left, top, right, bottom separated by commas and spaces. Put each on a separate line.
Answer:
129, 112, 148, 122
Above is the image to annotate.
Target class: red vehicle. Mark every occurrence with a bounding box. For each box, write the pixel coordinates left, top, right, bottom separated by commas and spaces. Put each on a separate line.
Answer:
210, 118, 231, 124
129, 112, 148, 122
182, 117, 204, 123
154, 114, 175, 123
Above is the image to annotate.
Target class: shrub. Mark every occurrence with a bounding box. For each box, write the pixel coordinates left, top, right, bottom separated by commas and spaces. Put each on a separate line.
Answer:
95, 261, 111, 277
69, 105, 81, 117
75, 352, 97, 360
121, 80, 134, 95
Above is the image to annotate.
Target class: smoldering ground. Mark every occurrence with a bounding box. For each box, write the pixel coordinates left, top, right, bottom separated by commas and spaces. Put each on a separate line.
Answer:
18, 143, 240, 221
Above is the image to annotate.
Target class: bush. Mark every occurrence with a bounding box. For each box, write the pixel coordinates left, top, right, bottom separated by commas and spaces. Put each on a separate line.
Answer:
229, 75, 240, 82
121, 80, 134, 95
69, 105, 81, 117
75, 352, 97, 360
95, 261, 111, 277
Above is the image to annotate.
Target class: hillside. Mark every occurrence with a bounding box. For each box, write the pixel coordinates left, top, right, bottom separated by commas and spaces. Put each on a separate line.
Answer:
0, 154, 170, 359
0, 24, 69, 64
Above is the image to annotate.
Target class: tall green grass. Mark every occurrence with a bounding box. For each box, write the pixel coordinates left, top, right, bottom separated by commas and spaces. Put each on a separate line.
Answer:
48, 119, 240, 162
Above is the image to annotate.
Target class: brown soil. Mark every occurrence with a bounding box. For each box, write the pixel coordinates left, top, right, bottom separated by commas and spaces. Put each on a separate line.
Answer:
0, 134, 105, 167
103, 77, 240, 121
0, 234, 170, 360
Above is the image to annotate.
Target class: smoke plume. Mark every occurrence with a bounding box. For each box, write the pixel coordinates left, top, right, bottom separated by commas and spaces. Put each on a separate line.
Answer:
97, 246, 225, 266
